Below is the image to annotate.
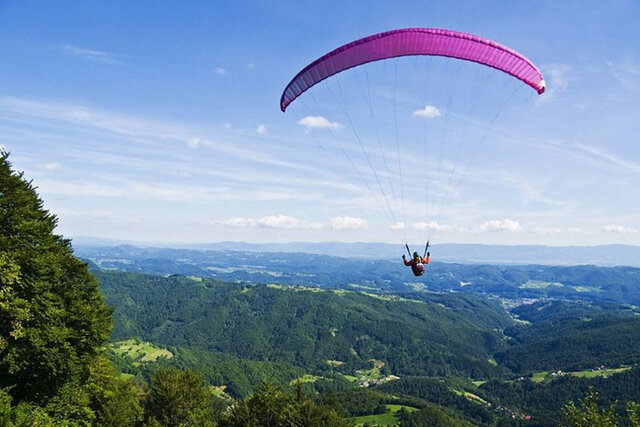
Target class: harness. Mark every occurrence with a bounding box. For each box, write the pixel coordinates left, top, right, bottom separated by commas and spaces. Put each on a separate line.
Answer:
411, 263, 425, 276
405, 241, 429, 277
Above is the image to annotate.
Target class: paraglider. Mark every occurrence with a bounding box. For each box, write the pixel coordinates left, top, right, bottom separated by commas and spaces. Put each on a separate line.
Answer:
403, 242, 430, 276
280, 28, 545, 112
280, 28, 545, 277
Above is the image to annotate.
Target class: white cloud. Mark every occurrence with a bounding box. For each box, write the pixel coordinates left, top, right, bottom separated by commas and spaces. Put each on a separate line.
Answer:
547, 65, 570, 91
256, 124, 268, 135
530, 226, 562, 235
601, 224, 638, 234
330, 216, 368, 230
217, 215, 323, 230
247, 63, 256, 70
412, 105, 441, 119
40, 162, 62, 171
389, 222, 405, 230
258, 215, 303, 229
215, 67, 229, 76
187, 138, 201, 148
215, 217, 256, 228
61, 44, 122, 64
223, 122, 232, 129
539, 64, 571, 102
297, 116, 343, 131
36, 177, 322, 204
479, 219, 522, 232
411, 221, 451, 232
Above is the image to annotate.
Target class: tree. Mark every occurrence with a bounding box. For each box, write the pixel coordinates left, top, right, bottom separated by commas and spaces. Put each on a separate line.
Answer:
86, 355, 143, 426
628, 402, 640, 427
218, 383, 353, 427
0, 152, 113, 404
146, 367, 213, 426
563, 389, 619, 427
0, 388, 55, 426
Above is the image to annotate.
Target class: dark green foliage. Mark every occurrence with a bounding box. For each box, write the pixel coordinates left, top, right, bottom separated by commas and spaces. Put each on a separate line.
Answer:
480, 366, 640, 424
0, 153, 112, 403
307, 374, 354, 396
563, 389, 619, 427
413, 292, 512, 331
497, 301, 640, 372
0, 389, 56, 426
511, 300, 636, 324
146, 367, 214, 427
498, 317, 640, 373
218, 383, 353, 427
86, 355, 144, 426
108, 344, 306, 398
323, 388, 388, 416
164, 347, 306, 398
629, 401, 640, 427
397, 403, 472, 427
376, 378, 494, 425
44, 382, 94, 424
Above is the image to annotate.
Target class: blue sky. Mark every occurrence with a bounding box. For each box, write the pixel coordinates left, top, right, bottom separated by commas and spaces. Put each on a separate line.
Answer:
1, 0, 639, 245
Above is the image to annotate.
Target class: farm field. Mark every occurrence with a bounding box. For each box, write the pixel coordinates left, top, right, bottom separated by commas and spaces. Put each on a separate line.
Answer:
108, 339, 173, 365
531, 366, 632, 383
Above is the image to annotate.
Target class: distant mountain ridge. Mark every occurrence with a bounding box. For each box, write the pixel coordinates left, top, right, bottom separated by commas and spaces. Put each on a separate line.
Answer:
71, 237, 640, 267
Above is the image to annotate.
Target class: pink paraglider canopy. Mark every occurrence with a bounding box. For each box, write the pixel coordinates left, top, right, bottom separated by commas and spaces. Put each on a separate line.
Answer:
280, 28, 545, 112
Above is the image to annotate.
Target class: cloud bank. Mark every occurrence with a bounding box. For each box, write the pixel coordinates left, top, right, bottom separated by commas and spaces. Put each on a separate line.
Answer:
297, 116, 343, 131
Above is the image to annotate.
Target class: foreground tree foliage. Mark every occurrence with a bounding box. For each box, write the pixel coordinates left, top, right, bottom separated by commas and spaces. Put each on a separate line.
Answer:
146, 367, 214, 426
86, 355, 144, 426
0, 152, 113, 405
0, 388, 56, 426
218, 383, 353, 427
563, 389, 640, 427
397, 404, 472, 427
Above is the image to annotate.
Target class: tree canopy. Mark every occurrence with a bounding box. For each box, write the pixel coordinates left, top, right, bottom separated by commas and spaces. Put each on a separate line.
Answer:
0, 152, 112, 403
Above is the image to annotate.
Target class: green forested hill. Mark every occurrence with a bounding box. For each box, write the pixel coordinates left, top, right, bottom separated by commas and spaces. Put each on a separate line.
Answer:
496, 301, 640, 372
97, 269, 640, 425
480, 365, 640, 424
108, 343, 308, 398
98, 270, 513, 379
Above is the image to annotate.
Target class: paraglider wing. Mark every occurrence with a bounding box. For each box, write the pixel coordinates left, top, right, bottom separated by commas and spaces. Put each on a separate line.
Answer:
280, 28, 545, 112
